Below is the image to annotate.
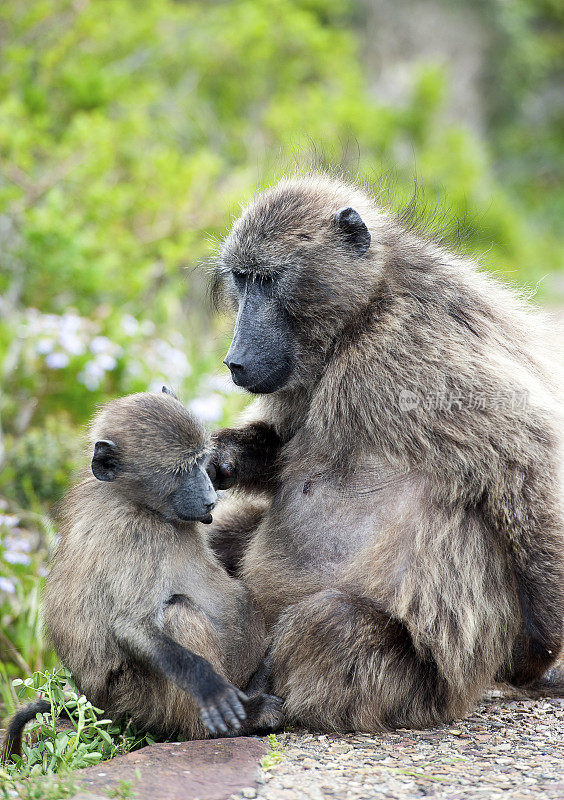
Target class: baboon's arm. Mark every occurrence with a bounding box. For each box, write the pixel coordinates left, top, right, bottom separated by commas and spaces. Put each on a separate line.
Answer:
113, 618, 247, 735
208, 422, 282, 491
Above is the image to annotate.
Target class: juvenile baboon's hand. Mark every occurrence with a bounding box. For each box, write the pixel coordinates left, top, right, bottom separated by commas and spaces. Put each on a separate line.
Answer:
194, 674, 248, 736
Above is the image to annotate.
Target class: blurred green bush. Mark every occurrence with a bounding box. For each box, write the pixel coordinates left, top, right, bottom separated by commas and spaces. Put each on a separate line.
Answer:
0, 0, 562, 704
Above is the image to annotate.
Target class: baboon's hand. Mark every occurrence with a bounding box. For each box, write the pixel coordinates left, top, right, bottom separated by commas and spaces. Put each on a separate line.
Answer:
208, 424, 282, 492
207, 433, 238, 490
195, 674, 248, 736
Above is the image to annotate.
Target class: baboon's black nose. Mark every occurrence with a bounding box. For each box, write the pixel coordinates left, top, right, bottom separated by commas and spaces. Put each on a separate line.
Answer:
224, 359, 245, 383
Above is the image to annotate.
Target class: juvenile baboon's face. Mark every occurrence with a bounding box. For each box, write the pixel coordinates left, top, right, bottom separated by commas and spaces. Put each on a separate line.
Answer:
216, 178, 376, 394
90, 391, 217, 523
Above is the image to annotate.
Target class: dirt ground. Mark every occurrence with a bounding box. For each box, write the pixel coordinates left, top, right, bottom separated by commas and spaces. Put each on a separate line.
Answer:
232, 693, 564, 800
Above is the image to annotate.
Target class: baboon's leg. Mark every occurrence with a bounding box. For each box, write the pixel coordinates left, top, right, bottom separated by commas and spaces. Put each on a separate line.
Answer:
238, 648, 285, 734
270, 589, 477, 732
240, 692, 285, 734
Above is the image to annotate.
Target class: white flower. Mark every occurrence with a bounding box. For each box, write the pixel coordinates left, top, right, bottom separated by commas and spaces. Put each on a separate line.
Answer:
95, 353, 117, 371
140, 320, 156, 336
0, 515, 19, 528
0, 577, 15, 594
43, 314, 61, 331
189, 394, 224, 423
3, 551, 31, 565
60, 333, 85, 356
36, 338, 55, 355
59, 312, 82, 333
90, 335, 112, 354
78, 361, 106, 391
146, 340, 191, 383
4, 535, 31, 552
45, 351, 70, 369
121, 315, 139, 336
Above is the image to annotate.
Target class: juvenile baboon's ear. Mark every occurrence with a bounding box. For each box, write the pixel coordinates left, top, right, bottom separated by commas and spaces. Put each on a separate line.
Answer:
334, 207, 371, 255
162, 385, 178, 399
92, 440, 120, 482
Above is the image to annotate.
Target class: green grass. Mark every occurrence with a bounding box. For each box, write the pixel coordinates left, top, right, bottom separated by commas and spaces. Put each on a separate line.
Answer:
0, 772, 76, 800
0, 668, 153, 796
107, 778, 138, 800
260, 733, 283, 772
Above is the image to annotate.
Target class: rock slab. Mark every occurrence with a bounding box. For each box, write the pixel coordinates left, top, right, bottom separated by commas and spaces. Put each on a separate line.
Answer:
74, 737, 267, 800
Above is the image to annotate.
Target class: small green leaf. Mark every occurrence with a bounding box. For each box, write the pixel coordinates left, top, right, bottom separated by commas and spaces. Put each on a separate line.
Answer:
81, 751, 103, 764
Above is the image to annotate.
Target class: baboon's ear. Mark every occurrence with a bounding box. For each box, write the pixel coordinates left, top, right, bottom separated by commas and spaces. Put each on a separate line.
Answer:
162, 385, 178, 399
334, 207, 371, 255
92, 440, 120, 482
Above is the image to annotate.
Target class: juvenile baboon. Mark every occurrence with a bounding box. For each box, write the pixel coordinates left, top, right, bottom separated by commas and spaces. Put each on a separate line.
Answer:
208, 174, 564, 731
3, 390, 280, 760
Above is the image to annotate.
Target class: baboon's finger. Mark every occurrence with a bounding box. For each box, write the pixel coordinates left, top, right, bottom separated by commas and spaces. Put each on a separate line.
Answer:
228, 691, 247, 722
218, 697, 242, 730
207, 703, 228, 734
199, 708, 217, 735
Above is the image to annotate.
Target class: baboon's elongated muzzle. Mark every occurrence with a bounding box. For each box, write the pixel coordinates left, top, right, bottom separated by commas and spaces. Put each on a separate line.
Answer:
172, 463, 217, 524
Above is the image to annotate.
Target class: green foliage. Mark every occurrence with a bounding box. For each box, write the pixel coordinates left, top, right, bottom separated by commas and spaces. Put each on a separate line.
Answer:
0, 416, 81, 509
0, 772, 76, 800
0, 511, 57, 691
108, 779, 138, 800
0, 0, 561, 448
1, 668, 153, 792
261, 733, 284, 772
476, 0, 564, 229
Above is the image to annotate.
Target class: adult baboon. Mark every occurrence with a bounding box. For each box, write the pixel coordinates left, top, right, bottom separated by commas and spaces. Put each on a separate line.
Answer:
208, 174, 564, 731
3, 390, 280, 760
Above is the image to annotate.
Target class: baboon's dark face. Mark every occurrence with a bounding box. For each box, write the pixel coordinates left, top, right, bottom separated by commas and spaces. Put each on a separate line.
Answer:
223, 272, 295, 394
93, 440, 217, 524
164, 459, 218, 524
217, 179, 374, 394
90, 392, 217, 523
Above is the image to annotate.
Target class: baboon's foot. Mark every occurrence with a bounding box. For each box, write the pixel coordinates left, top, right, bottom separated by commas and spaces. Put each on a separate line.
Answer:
241, 692, 285, 734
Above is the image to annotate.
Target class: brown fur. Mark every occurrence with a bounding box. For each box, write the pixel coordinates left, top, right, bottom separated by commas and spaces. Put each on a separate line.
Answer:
20, 392, 274, 749
209, 174, 564, 731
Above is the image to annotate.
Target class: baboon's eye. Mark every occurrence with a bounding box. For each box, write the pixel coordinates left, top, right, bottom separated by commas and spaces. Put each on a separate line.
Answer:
231, 270, 247, 288
231, 269, 247, 292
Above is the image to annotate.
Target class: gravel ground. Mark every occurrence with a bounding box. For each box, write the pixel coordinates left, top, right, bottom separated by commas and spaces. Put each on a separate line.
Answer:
231, 694, 564, 800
